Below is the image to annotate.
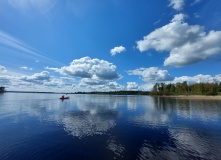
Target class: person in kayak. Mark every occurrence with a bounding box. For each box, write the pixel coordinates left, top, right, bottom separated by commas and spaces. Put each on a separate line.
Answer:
61, 95, 64, 99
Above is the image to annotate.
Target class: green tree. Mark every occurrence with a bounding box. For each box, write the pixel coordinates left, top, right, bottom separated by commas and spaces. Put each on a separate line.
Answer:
170, 84, 176, 95
218, 82, 221, 94
181, 81, 188, 95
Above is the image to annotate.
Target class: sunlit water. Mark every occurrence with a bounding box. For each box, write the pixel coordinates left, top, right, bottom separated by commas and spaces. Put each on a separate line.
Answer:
0, 93, 221, 160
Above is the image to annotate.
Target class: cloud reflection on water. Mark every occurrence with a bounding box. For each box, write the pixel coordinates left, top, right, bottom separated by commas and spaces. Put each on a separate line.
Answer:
53, 95, 123, 138
168, 127, 221, 159
137, 140, 179, 160
55, 111, 117, 138
129, 96, 170, 127
107, 137, 125, 159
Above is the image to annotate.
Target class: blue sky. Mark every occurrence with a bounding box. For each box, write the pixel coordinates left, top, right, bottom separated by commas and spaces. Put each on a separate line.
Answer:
0, 0, 221, 92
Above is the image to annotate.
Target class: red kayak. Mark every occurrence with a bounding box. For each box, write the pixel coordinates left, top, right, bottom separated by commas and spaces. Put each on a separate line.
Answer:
60, 96, 69, 99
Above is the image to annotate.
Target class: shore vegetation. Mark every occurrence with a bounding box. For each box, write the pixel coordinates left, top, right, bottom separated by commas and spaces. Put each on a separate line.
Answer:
150, 81, 221, 96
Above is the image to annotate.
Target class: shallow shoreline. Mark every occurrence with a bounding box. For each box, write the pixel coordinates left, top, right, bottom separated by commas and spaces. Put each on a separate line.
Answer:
152, 95, 221, 100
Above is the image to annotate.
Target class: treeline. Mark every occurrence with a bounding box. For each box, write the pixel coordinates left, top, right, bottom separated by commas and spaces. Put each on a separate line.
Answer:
74, 91, 150, 95
150, 81, 221, 95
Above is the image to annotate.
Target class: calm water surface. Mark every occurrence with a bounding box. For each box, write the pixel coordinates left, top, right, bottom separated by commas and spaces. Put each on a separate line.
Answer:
0, 93, 221, 160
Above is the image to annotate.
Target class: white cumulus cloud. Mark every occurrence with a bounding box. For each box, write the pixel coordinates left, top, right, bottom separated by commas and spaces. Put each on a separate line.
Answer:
20, 71, 51, 84
106, 81, 124, 91
128, 67, 174, 82
47, 57, 122, 81
0, 76, 11, 86
46, 57, 123, 91
136, 14, 221, 67
169, 0, 185, 11
80, 75, 107, 86
127, 82, 139, 91
173, 74, 221, 84
0, 71, 76, 92
79, 80, 124, 92
110, 46, 126, 56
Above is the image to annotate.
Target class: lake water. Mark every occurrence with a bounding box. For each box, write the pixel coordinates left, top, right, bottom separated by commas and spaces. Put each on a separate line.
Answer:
0, 93, 221, 160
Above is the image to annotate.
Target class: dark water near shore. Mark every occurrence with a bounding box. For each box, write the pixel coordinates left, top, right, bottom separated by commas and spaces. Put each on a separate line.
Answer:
0, 93, 221, 160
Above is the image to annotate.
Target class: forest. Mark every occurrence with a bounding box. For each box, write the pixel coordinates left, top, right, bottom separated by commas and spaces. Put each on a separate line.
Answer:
74, 91, 150, 95
150, 81, 221, 96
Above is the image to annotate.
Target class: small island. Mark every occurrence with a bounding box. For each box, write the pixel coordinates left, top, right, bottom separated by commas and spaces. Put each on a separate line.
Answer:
0, 87, 5, 93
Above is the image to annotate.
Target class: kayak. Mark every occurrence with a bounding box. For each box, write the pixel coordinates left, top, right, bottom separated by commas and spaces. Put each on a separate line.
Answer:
60, 96, 69, 99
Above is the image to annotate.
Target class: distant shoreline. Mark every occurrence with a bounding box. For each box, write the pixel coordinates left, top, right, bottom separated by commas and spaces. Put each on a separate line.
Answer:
5, 91, 61, 94
152, 95, 221, 100
5, 91, 150, 95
